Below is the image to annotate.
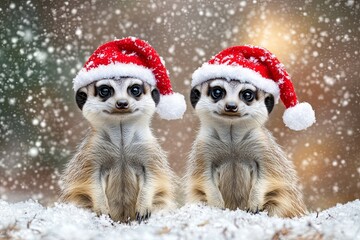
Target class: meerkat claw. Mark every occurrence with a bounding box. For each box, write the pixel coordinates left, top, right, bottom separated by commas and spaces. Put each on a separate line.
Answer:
145, 210, 151, 220
136, 212, 141, 223
136, 210, 151, 224
250, 206, 261, 215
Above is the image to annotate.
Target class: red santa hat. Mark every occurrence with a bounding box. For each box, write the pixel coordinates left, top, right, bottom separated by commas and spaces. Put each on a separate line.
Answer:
73, 37, 186, 120
192, 45, 315, 131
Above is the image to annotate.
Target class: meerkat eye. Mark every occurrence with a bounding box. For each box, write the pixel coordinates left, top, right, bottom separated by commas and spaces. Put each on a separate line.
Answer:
98, 85, 113, 99
129, 84, 143, 97
241, 89, 255, 102
210, 87, 225, 100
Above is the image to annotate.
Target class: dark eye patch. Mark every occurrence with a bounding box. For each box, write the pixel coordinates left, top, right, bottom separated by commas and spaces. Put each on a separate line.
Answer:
208, 86, 225, 102
240, 89, 257, 105
95, 85, 114, 101
128, 84, 144, 98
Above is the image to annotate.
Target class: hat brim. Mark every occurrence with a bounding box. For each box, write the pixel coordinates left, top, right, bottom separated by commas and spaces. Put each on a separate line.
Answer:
73, 63, 156, 92
192, 63, 280, 100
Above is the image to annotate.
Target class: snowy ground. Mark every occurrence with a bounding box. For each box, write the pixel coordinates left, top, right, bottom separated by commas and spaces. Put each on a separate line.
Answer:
0, 200, 359, 240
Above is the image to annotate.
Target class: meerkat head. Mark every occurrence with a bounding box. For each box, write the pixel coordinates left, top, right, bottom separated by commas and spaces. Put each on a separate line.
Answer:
75, 77, 160, 125
190, 79, 275, 127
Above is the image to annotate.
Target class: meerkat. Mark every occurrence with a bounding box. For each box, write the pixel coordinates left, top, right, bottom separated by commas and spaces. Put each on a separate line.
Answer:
185, 45, 315, 218
60, 78, 176, 223
59, 37, 186, 223
185, 79, 306, 217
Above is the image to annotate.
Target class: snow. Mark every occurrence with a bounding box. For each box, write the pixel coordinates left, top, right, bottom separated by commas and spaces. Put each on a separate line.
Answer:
0, 200, 359, 240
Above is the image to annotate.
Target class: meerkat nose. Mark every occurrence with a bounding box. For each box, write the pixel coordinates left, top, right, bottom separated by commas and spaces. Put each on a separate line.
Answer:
225, 102, 238, 112
116, 99, 129, 109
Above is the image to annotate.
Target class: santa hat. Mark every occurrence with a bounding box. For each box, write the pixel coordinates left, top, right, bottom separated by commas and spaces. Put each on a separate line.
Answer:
192, 45, 315, 131
73, 37, 186, 120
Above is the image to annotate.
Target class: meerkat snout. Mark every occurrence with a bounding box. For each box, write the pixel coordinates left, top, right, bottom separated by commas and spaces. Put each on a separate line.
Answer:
115, 99, 129, 110
224, 102, 238, 113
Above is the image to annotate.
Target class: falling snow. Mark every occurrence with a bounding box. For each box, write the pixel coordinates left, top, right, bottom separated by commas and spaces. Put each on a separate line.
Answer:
0, 0, 359, 220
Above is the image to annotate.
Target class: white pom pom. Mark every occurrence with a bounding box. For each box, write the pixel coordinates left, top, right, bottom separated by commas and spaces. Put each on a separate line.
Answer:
282, 102, 316, 131
156, 92, 187, 120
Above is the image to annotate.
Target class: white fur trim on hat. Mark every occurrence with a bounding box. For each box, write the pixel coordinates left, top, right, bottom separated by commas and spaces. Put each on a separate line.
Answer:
73, 63, 156, 92
156, 92, 186, 120
283, 102, 316, 131
192, 63, 280, 100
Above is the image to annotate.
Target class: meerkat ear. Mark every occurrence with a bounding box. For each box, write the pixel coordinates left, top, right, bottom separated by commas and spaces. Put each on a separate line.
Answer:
151, 88, 160, 106
76, 88, 88, 110
190, 87, 201, 108
265, 94, 275, 114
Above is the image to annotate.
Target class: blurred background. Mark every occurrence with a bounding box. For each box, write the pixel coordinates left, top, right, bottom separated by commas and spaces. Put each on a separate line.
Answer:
0, 0, 359, 211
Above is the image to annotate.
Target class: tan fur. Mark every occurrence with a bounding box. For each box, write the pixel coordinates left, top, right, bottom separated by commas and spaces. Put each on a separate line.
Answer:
185, 80, 307, 217
60, 79, 175, 222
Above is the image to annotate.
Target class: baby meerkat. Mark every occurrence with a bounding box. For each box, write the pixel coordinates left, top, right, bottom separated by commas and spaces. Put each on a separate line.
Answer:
60, 37, 186, 223
185, 45, 315, 217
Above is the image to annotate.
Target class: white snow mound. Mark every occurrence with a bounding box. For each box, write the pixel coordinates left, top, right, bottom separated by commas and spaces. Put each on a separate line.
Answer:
0, 199, 359, 240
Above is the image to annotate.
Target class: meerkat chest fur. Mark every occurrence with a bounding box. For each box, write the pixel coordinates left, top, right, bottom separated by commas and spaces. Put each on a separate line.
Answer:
91, 121, 154, 173
199, 123, 269, 209
100, 120, 153, 149
88, 122, 155, 216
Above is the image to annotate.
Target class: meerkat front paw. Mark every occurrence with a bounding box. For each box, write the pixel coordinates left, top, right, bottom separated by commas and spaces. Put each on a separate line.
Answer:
247, 206, 262, 215
135, 207, 151, 223
135, 195, 152, 223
